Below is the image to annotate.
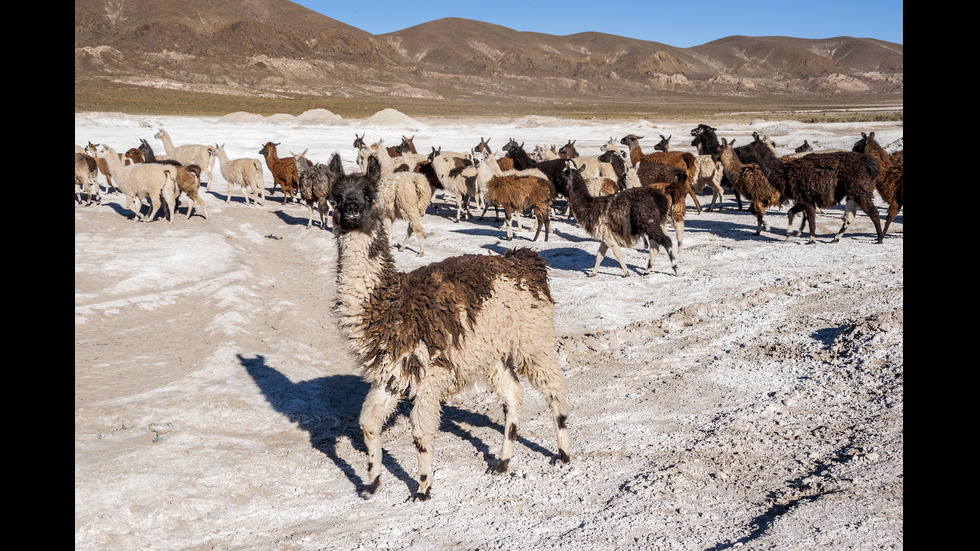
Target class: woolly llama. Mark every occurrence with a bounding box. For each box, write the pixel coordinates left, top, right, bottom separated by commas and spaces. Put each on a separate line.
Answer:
750, 134, 883, 244
851, 132, 903, 235
326, 153, 571, 501
561, 160, 678, 277
711, 139, 787, 236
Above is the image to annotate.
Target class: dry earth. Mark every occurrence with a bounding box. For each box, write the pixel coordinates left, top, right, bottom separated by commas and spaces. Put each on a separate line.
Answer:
75, 113, 903, 550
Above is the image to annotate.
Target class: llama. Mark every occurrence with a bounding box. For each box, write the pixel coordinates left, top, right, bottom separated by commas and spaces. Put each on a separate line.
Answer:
326, 154, 571, 500
795, 140, 814, 154
560, 160, 678, 277
691, 155, 726, 211
135, 138, 206, 216
125, 148, 145, 165
85, 142, 121, 194
619, 134, 701, 214
259, 142, 299, 204
471, 148, 545, 222
95, 144, 178, 223
290, 149, 314, 173
851, 132, 903, 235
172, 164, 208, 219
711, 139, 787, 236
558, 140, 578, 159
75, 152, 101, 206
214, 144, 265, 205
750, 134, 884, 244
653, 135, 673, 152
690, 125, 748, 210
429, 151, 480, 222
483, 166, 554, 242
153, 128, 216, 186
297, 162, 334, 230
370, 155, 432, 256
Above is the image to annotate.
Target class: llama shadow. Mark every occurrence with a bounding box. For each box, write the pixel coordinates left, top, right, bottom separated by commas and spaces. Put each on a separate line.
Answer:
439, 403, 556, 466
102, 201, 172, 223
240, 354, 559, 497
685, 215, 781, 242
204, 190, 262, 207
238, 354, 406, 496
272, 208, 331, 230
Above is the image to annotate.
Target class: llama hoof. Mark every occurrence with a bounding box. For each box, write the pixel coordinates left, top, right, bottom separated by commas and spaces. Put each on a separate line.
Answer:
552, 449, 571, 465
359, 477, 381, 499
489, 459, 510, 474
410, 489, 432, 502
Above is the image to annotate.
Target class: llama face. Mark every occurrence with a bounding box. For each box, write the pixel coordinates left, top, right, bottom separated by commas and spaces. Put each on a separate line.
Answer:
330, 178, 375, 232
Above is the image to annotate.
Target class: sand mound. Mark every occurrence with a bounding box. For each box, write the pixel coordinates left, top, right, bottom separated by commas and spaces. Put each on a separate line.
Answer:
295, 109, 344, 125
217, 111, 267, 124
362, 108, 423, 130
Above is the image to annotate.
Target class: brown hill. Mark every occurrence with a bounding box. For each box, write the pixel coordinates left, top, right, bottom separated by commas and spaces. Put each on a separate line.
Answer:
74, 0, 903, 115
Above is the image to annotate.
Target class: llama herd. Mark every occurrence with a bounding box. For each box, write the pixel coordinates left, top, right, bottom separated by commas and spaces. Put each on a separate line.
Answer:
76, 125, 904, 271
75, 121, 902, 501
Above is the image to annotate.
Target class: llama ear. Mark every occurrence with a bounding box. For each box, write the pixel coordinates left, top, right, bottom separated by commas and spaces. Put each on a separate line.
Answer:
326, 153, 345, 182
365, 155, 382, 184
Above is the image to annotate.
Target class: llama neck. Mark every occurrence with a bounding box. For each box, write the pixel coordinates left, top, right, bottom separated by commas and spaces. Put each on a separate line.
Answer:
717, 149, 743, 180
628, 145, 642, 166
158, 132, 176, 156
101, 147, 128, 182
334, 225, 401, 339
568, 174, 601, 230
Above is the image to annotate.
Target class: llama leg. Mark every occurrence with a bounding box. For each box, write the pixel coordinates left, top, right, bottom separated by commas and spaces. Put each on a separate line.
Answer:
855, 198, 884, 244
608, 243, 631, 278
521, 354, 571, 465
411, 218, 425, 257
145, 196, 162, 223
646, 233, 678, 276
531, 209, 545, 242
884, 203, 900, 235
129, 195, 143, 221
786, 203, 805, 238
195, 195, 208, 219
804, 205, 818, 244
359, 385, 400, 499
409, 386, 442, 501
589, 242, 609, 277
673, 219, 685, 254
503, 207, 514, 240
490, 364, 524, 474
752, 203, 767, 235
832, 199, 858, 243
544, 209, 551, 242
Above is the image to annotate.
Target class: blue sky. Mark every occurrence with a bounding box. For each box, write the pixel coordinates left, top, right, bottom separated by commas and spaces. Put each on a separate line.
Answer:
293, 1, 903, 48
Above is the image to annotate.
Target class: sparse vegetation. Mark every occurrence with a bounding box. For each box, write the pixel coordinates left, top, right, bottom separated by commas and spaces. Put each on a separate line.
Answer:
75, 78, 902, 122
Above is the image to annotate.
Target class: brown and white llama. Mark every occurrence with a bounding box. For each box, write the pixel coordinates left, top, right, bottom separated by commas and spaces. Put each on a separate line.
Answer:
561, 160, 678, 277
75, 153, 100, 206
326, 153, 571, 501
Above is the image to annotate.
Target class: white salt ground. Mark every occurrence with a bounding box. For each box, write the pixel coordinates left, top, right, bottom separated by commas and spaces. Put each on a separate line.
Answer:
75, 110, 903, 551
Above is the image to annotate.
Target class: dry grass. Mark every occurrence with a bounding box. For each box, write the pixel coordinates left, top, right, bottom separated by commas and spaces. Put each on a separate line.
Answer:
75, 78, 902, 123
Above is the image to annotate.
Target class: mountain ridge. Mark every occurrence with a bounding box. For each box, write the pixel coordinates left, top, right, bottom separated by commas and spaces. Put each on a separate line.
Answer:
74, 0, 903, 114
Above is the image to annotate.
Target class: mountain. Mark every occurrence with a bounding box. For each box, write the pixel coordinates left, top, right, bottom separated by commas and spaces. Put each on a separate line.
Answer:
74, 0, 903, 112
